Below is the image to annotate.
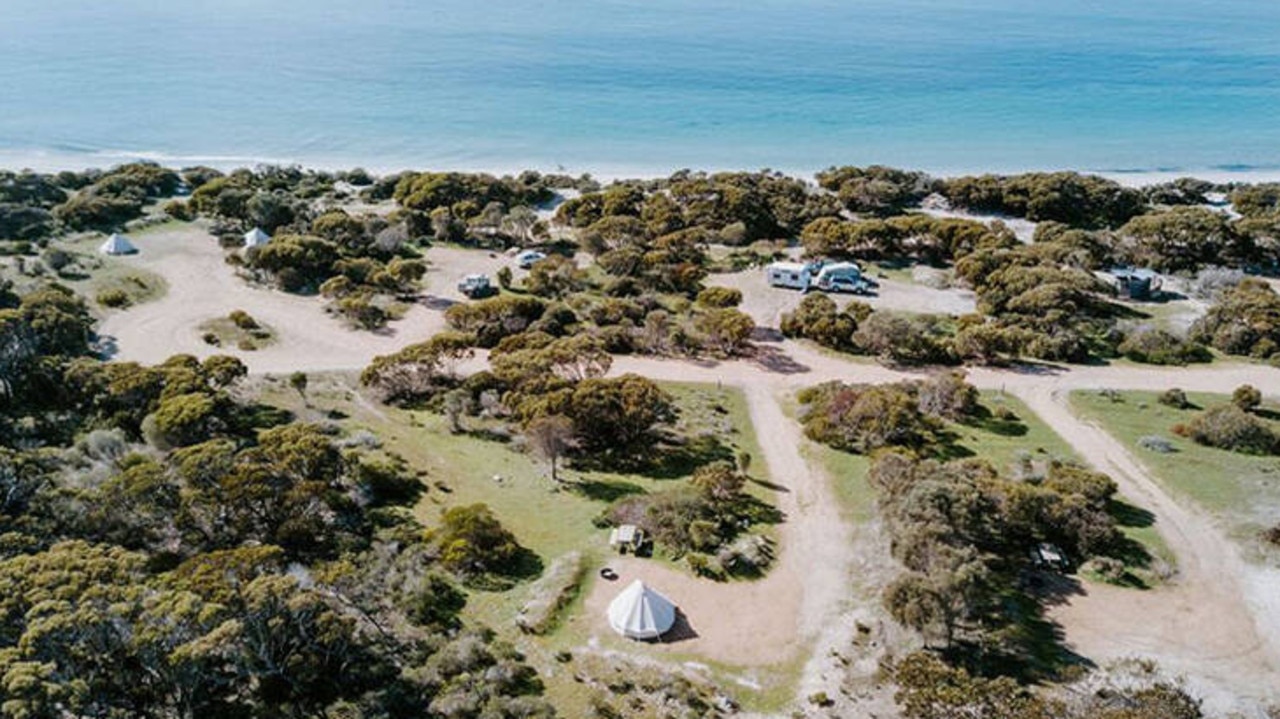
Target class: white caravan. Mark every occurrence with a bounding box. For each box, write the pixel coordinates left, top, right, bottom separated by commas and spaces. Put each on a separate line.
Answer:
765, 261, 814, 290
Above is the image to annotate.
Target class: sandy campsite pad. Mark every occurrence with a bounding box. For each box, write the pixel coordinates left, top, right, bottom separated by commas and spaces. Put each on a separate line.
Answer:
581, 555, 803, 666
96, 223, 452, 372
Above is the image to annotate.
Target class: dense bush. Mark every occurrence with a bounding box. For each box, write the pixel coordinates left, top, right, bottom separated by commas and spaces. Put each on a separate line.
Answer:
853, 312, 957, 366
1189, 279, 1280, 360
1117, 327, 1210, 365
1182, 404, 1277, 455
52, 163, 181, 231
603, 462, 774, 571
1118, 206, 1252, 273
941, 171, 1145, 228
427, 503, 526, 577
0, 280, 553, 719
800, 214, 1014, 264
798, 381, 939, 453
779, 293, 866, 351
695, 285, 743, 308
445, 295, 549, 347
815, 165, 937, 216
873, 455, 1123, 660
1158, 388, 1190, 409
1232, 384, 1262, 412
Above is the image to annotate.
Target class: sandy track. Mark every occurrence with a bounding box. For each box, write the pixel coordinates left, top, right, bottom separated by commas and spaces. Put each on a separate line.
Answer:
1015, 385, 1280, 710
583, 384, 854, 669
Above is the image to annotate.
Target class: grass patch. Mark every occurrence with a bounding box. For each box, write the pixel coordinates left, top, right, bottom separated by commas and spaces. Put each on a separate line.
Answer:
24, 237, 169, 310
1071, 389, 1280, 551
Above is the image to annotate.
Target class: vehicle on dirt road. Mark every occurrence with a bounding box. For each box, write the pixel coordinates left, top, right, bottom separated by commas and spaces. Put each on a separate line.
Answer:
516, 250, 548, 269
457, 274, 497, 298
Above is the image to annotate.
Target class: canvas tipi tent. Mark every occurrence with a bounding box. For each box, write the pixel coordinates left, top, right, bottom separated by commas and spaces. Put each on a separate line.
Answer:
99, 233, 138, 255
243, 227, 271, 249
606, 580, 677, 640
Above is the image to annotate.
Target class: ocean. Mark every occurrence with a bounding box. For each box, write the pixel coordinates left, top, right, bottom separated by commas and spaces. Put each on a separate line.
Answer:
2, 0, 1280, 179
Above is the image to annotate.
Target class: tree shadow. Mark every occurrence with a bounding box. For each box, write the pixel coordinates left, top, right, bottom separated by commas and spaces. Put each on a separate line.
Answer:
750, 326, 785, 343
631, 434, 736, 480
948, 581, 1094, 682
734, 495, 786, 526
751, 345, 811, 374
467, 547, 546, 590
927, 428, 976, 461
745, 475, 791, 493
233, 403, 294, 433
966, 414, 1029, 438
462, 426, 514, 444
569, 478, 647, 502
1254, 407, 1280, 422
421, 295, 457, 311
1108, 497, 1155, 529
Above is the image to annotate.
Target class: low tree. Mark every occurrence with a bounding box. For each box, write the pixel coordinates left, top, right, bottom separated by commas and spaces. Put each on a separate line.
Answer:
427, 504, 524, 577
525, 414, 576, 482
289, 371, 309, 404
1232, 384, 1262, 412
695, 307, 755, 356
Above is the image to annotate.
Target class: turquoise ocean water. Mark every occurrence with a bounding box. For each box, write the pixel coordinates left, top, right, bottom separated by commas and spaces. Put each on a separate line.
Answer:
2, 0, 1280, 177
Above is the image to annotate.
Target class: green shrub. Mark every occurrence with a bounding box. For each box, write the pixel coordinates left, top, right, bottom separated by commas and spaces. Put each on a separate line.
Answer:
228, 309, 258, 329
1232, 384, 1262, 412
1158, 388, 1189, 409
695, 286, 743, 308
96, 289, 131, 308
1117, 327, 1210, 365
1186, 404, 1277, 455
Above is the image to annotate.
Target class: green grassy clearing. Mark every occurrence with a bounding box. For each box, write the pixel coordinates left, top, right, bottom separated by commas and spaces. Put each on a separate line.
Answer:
252, 373, 792, 714
12, 233, 169, 311
1071, 389, 1280, 555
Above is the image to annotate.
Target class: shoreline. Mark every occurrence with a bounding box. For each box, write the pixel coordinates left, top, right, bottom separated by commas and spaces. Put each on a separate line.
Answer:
4, 147, 1280, 188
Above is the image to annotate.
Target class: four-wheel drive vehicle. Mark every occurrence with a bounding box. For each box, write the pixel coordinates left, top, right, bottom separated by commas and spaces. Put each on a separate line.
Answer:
457, 274, 497, 298
819, 274, 870, 294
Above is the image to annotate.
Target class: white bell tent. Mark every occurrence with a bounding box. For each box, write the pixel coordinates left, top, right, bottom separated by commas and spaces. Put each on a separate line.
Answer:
99, 233, 138, 255
606, 580, 677, 640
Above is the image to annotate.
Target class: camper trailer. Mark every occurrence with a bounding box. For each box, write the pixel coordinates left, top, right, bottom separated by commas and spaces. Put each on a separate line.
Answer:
812, 262, 867, 294
765, 261, 814, 290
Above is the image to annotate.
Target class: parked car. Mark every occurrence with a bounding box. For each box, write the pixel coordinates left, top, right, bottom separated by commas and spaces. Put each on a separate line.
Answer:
819, 275, 870, 294
516, 250, 547, 269
457, 274, 497, 298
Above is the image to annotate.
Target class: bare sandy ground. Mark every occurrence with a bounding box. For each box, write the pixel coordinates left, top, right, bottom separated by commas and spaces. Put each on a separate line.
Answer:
712, 266, 976, 330
918, 206, 1039, 243
96, 227, 1280, 713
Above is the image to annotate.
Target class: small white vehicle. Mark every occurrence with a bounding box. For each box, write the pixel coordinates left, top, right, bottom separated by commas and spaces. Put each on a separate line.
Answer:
515, 250, 548, 269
